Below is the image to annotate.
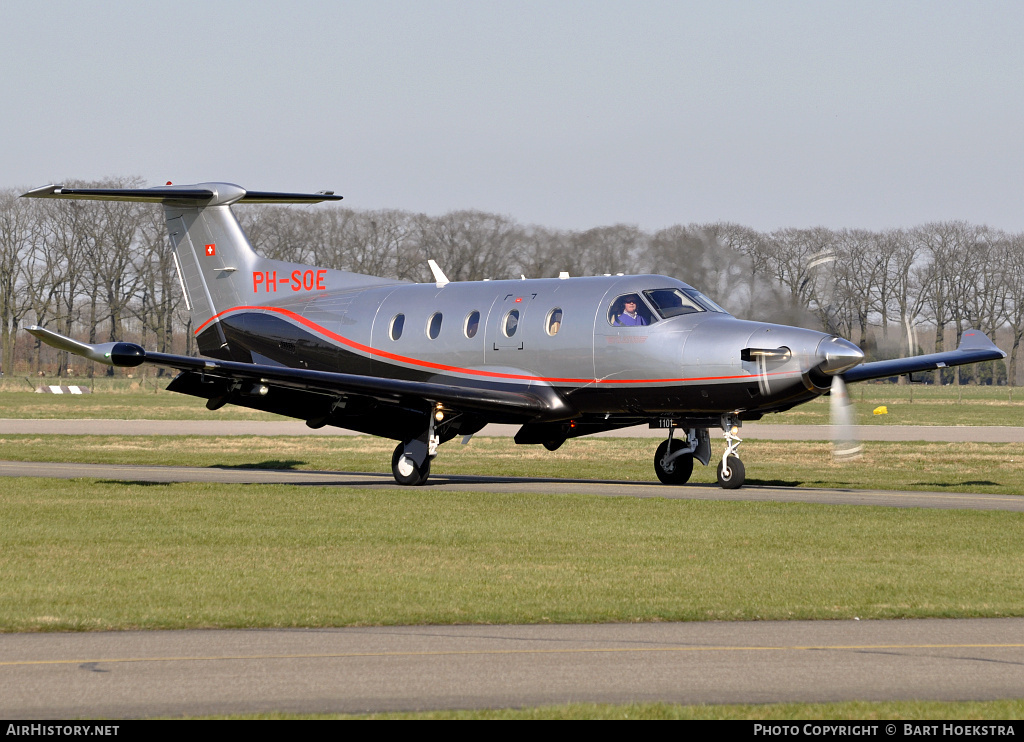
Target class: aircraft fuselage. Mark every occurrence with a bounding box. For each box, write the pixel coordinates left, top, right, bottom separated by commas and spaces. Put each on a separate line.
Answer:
196, 272, 841, 428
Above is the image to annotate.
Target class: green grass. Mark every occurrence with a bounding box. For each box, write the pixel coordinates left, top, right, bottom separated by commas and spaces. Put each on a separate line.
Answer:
2, 477, 1024, 632
5, 383, 1024, 718
2, 434, 1023, 495
0, 390, 279, 421
2, 382, 1024, 425
773, 383, 1024, 427
224, 699, 1024, 719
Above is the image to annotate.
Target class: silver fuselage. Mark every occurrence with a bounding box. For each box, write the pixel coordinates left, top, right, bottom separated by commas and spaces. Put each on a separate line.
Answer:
200, 271, 840, 423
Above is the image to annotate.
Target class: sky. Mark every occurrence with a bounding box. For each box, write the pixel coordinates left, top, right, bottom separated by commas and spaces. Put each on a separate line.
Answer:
3, 1, 1024, 232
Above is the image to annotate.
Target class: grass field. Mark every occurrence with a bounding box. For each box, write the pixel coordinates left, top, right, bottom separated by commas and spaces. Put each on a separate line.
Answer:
2, 381, 1024, 426
3, 383, 1023, 719
2, 477, 1023, 632
240, 700, 1024, 719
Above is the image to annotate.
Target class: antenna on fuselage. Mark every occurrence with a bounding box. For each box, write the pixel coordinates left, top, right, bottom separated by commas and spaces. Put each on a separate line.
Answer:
427, 259, 449, 287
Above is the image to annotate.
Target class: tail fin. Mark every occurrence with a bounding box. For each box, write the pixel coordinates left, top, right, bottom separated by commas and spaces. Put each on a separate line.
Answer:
22, 182, 380, 358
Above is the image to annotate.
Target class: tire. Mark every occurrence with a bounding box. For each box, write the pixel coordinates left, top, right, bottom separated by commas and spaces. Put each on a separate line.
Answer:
391, 443, 431, 486
654, 439, 694, 485
716, 456, 745, 489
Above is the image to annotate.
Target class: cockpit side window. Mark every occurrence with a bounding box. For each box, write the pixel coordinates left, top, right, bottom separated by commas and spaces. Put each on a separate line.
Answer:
642, 289, 706, 319
608, 294, 656, 327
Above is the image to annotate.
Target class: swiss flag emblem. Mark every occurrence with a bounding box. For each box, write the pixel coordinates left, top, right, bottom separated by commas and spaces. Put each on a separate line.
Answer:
205, 244, 216, 257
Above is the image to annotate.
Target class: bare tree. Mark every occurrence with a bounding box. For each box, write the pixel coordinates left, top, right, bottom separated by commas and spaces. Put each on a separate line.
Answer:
83, 182, 146, 375
514, 225, 576, 279
409, 211, 525, 282
0, 190, 34, 377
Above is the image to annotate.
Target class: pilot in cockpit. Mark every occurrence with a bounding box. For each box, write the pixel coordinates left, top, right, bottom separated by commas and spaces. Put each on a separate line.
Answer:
615, 296, 647, 327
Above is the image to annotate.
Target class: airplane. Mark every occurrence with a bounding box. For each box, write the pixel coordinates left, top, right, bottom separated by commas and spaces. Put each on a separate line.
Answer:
22, 182, 1007, 488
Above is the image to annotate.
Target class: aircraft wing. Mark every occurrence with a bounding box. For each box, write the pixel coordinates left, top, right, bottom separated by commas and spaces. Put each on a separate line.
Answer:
842, 329, 1006, 384
23, 326, 557, 417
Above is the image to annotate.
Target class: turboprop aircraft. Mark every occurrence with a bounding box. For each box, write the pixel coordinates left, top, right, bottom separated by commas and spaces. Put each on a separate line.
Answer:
22, 182, 1007, 488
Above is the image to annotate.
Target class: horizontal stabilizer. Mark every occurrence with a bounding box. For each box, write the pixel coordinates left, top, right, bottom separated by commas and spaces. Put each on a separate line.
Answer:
842, 329, 1005, 383
22, 183, 343, 206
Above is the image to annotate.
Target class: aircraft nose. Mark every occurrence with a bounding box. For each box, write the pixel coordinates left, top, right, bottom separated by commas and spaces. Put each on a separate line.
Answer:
815, 336, 865, 375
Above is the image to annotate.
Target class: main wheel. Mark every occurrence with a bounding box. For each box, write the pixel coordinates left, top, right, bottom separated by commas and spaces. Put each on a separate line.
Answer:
654, 439, 694, 485
391, 443, 431, 486
716, 455, 745, 489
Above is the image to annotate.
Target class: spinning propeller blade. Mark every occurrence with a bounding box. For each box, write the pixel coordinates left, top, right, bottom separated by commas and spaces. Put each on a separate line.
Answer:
830, 375, 863, 461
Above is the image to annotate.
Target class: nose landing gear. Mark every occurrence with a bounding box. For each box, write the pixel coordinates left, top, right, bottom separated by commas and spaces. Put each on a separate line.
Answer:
716, 414, 745, 489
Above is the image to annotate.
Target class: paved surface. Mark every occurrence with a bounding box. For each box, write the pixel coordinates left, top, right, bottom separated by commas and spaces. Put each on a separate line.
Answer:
2, 619, 1023, 718
3, 419, 1024, 441
4, 419, 1023, 717
2, 459, 1023, 511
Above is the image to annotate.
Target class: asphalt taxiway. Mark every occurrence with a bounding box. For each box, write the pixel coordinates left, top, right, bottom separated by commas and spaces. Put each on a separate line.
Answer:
2, 459, 1022, 511
3, 619, 1024, 718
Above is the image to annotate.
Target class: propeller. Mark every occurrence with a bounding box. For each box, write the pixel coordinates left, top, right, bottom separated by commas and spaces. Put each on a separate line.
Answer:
829, 374, 863, 461
741, 346, 792, 396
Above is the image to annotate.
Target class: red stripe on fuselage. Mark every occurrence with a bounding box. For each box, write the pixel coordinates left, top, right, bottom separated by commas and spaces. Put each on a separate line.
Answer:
195, 305, 798, 386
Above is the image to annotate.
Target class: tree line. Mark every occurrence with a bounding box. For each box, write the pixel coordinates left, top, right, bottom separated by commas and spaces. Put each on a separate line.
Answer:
2, 180, 1021, 384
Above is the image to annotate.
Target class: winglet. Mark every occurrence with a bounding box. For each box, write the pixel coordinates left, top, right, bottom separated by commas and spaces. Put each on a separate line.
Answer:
957, 328, 1004, 354
24, 326, 146, 367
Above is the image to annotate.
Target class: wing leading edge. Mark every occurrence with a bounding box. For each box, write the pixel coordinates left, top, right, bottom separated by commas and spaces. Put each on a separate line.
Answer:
841, 329, 1006, 383
24, 326, 562, 419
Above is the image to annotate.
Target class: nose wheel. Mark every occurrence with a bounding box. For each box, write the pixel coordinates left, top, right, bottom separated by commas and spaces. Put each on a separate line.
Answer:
717, 415, 745, 489
716, 455, 745, 489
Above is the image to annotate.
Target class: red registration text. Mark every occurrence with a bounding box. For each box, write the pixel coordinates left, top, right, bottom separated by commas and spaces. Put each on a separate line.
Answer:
253, 270, 327, 293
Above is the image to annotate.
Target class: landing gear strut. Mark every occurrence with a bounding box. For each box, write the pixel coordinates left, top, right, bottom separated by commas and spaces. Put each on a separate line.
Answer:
654, 429, 696, 484
716, 414, 745, 489
391, 410, 441, 486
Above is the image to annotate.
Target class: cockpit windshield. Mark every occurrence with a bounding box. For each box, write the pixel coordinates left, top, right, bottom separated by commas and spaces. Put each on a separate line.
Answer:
642, 288, 706, 319
681, 288, 730, 315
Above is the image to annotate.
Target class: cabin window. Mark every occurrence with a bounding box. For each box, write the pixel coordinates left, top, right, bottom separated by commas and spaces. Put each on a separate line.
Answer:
546, 308, 562, 336
608, 294, 656, 327
427, 312, 443, 339
389, 314, 405, 341
503, 309, 520, 337
464, 310, 480, 339
643, 289, 705, 319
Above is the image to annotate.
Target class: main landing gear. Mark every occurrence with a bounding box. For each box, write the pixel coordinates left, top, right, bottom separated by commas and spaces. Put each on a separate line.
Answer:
392, 442, 432, 486
654, 415, 745, 489
654, 435, 695, 484
391, 410, 441, 486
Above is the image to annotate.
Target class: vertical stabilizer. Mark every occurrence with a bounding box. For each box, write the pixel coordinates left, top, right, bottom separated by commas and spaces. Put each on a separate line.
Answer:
21, 181, 373, 359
